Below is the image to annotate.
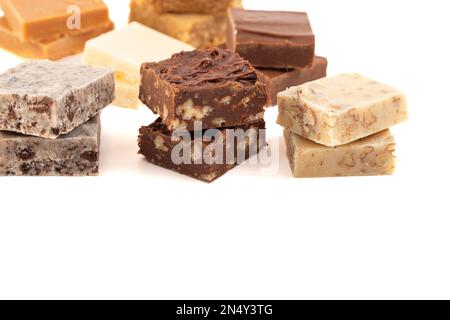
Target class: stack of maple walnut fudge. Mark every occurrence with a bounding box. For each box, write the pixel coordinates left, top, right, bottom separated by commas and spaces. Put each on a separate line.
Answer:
0, 60, 114, 176
137, 48, 268, 183
226, 8, 327, 106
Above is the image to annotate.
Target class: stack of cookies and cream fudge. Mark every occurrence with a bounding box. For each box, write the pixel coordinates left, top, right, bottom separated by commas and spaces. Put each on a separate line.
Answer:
0, 0, 113, 60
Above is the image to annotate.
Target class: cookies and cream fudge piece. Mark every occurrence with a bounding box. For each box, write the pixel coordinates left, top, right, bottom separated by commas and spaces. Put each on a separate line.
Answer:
284, 129, 396, 178
129, 0, 242, 48
141, 0, 236, 14
0, 17, 114, 60
138, 118, 266, 183
139, 48, 267, 131
227, 9, 315, 68
0, 115, 101, 176
277, 74, 408, 147
0, 60, 114, 139
257, 56, 327, 106
83, 22, 193, 108
0, 0, 110, 41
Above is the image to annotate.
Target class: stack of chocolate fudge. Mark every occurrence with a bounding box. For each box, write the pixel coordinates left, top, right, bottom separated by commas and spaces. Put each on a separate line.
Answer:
277, 74, 408, 178
0, 60, 114, 176
129, 0, 242, 49
226, 9, 327, 106
0, 0, 113, 60
138, 48, 267, 183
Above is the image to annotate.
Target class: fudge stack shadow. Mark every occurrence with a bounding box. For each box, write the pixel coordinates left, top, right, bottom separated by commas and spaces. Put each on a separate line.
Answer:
0, 60, 115, 176
226, 8, 328, 106
277, 74, 408, 178
129, 0, 243, 49
0, 0, 114, 60
137, 48, 268, 183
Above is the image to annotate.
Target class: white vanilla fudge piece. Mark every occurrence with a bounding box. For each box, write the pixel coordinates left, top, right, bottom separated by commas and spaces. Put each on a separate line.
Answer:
83, 22, 193, 109
284, 129, 396, 178
277, 74, 408, 146
0, 60, 114, 139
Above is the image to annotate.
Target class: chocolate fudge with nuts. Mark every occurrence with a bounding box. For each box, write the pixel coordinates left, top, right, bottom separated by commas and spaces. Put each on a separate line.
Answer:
0, 60, 114, 139
138, 118, 266, 183
0, 115, 101, 176
227, 9, 315, 69
139, 48, 267, 131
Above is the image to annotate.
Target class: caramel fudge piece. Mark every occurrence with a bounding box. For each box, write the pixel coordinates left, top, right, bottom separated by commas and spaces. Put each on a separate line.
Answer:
257, 56, 327, 106
0, 60, 114, 139
83, 22, 193, 109
0, 115, 101, 176
140, 48, 267, 131
129, 0, 242, 48
138, 118, 266, 183
284, 129, 396, 178
0, 0, 110, 41
144, 0, 236, 14
227, 9, 315, 68
0, 17, 114, 60
277, 74, 408, 147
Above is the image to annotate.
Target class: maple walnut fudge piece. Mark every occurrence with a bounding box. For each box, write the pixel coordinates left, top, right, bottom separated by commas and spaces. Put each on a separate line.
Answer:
277, 74, 408, 147
284, 129, 396, 178
139, 48, 267, 131
0, 115, 101, 176
0, 60, 114, 139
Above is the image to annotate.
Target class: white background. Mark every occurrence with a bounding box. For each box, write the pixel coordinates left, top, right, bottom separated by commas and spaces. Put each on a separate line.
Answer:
0, 0, 449, 299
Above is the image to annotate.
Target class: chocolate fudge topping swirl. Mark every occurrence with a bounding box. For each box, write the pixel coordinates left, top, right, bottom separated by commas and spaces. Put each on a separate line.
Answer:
143, 48, 258, 86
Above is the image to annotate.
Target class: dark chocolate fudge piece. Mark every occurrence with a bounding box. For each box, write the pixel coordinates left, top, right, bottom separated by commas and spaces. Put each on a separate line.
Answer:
257, 56, 327, 106
0, 115, 101, 176
227, 9, 315, 68
139, 48, 267, 131
138, 118, 266, 183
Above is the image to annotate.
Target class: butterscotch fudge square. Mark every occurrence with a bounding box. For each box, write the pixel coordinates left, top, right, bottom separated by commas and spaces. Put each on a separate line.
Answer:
284, 129, 396, 178
0, 60, 114, 139
277, 74, 408, 147
0, 115, 101, 176
140, 48, 267, 131
145, 0, 237, 14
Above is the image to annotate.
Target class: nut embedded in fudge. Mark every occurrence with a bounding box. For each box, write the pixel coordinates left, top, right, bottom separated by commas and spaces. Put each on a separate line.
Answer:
139, 48, 267, 131
0, 115, 101, 176
227, 9, 315, 69
138, 118, 266, 183
277, 73, 408, 147
257, 56, 327, 106
284, 129, 396, 178
0, 60, 114, 139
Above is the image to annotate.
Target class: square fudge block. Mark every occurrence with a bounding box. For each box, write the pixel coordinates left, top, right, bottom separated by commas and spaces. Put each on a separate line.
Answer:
0, 17, 114, 60
140, 48, 267, 131
277, 73, 408, 147
227, 9, 315, 68
257, 56, 327, 106
129, 0, 242, 49
83, 22, 193, 109
0, 60, 114, 139
0, 115, 101, 176
147, 0, 237, 14
138, 118, 266, 183
284, 129, 396, 178
0, 0, 110, 41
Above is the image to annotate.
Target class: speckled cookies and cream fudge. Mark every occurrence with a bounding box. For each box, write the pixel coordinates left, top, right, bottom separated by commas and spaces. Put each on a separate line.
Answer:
0, 60, 114, 139
284, 129, 396, 178
0, 115, 101, 176
277, 74, 408, 147
83, 22, 193, 109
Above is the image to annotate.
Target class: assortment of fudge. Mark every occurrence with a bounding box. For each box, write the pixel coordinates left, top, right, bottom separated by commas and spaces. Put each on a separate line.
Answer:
0, 60, 114, 175
138, 48, 267, 182
0, 0, 409, 180
129, 0, 242, 49
0, 0, 113, 60
278, 74, 408, 177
